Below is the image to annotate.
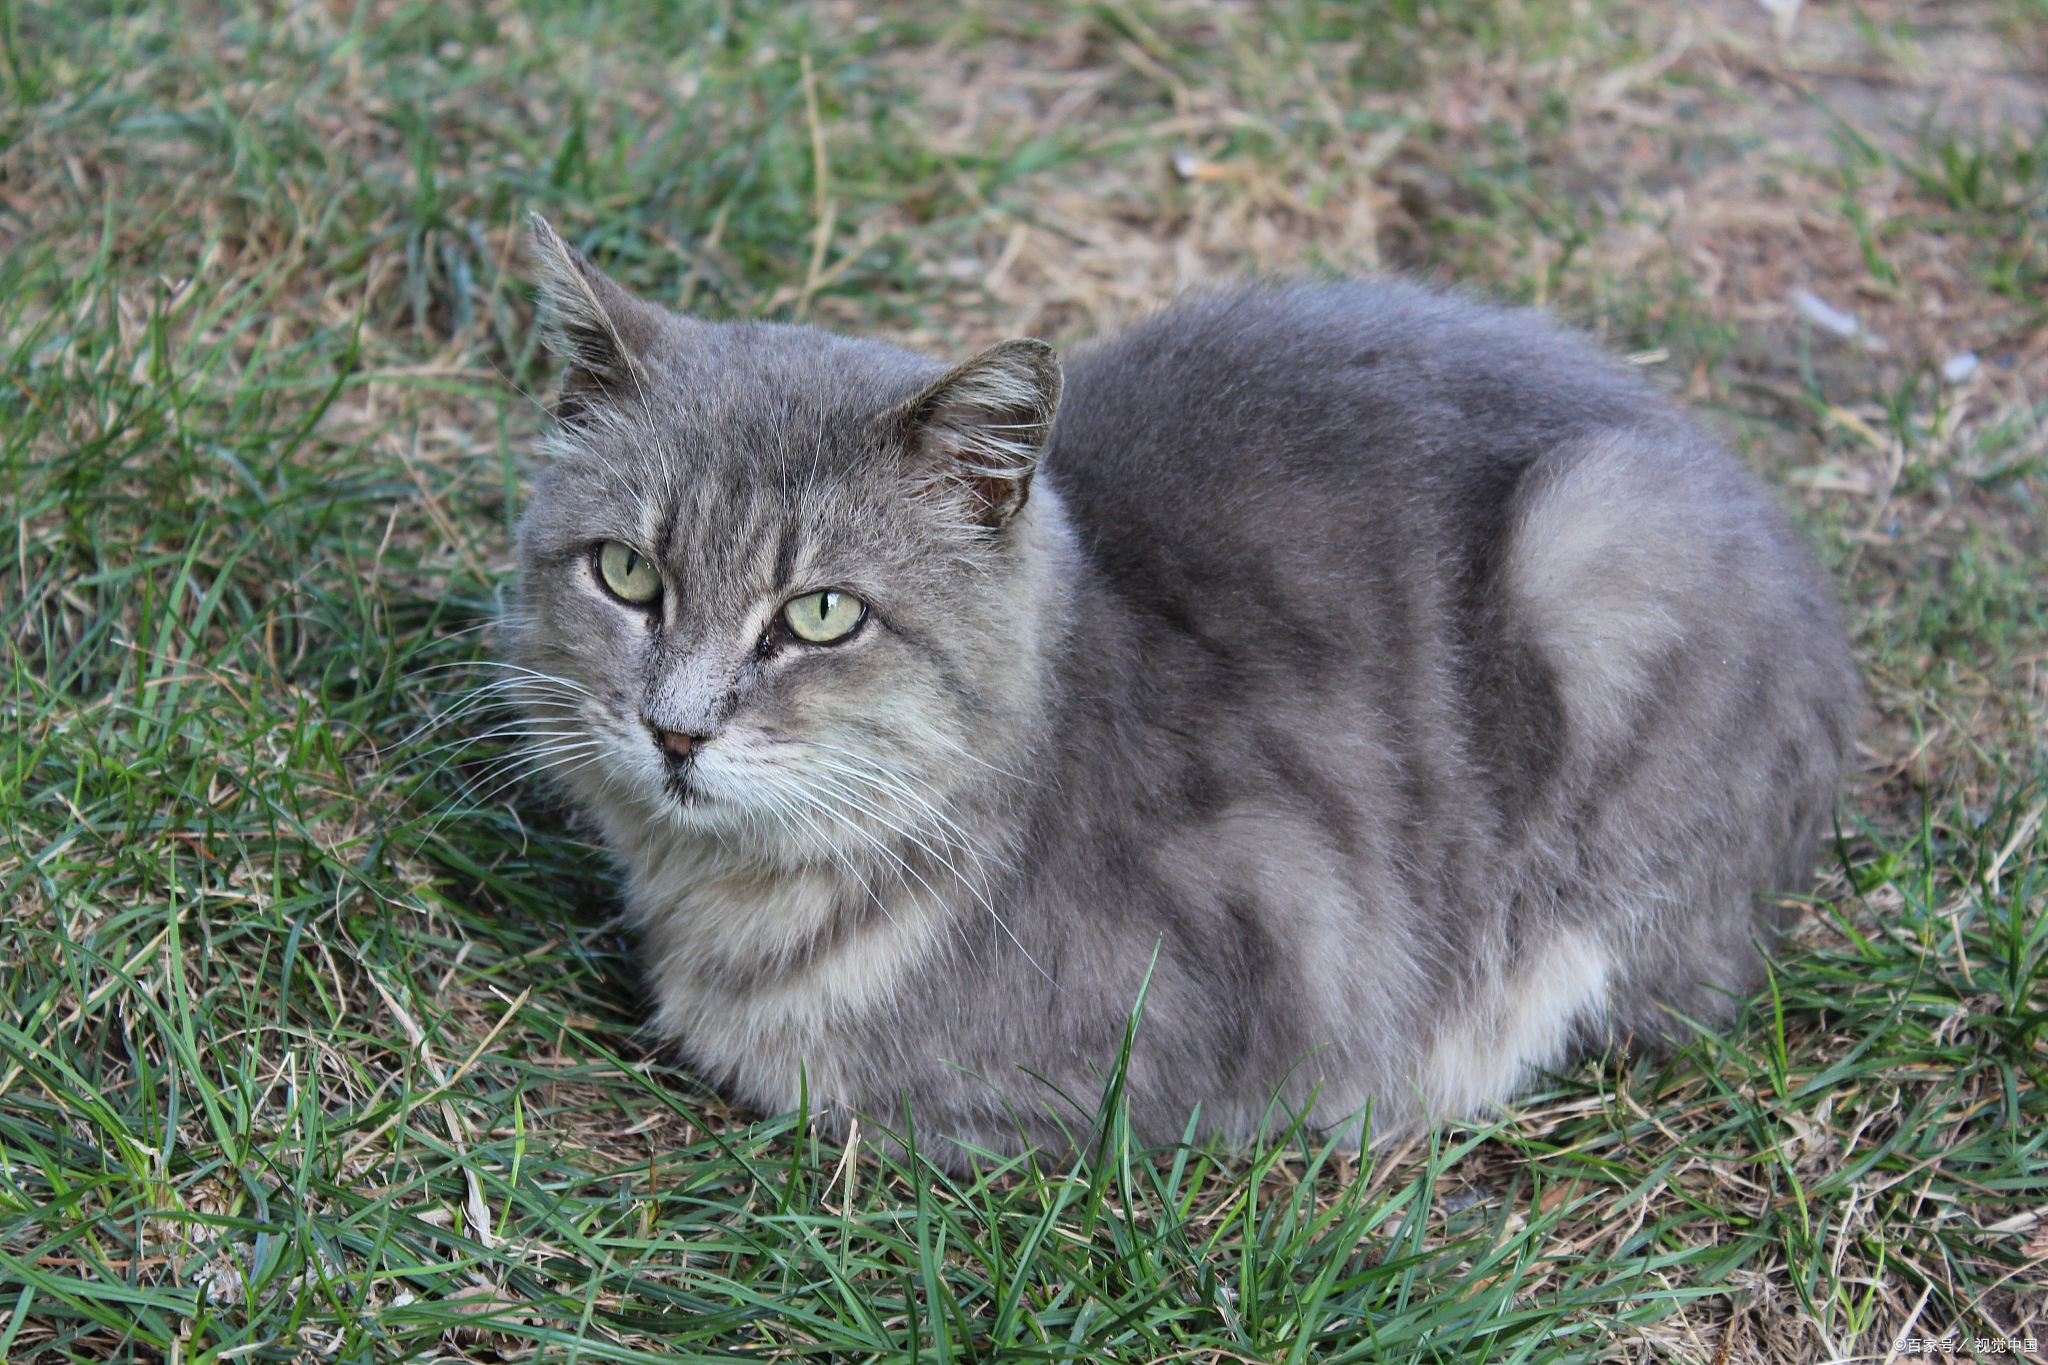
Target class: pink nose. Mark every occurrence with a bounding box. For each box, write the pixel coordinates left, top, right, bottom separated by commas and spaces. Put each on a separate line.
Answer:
658, 730, 697, 761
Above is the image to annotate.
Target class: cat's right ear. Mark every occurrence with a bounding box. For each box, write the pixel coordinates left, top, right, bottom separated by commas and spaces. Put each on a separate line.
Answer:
528, 213, 662, 423
890, 338, 1063, 530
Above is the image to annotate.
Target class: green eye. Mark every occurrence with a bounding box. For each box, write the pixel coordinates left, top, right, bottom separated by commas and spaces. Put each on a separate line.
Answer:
782, 590, 865, 644
597, 541, 661, 605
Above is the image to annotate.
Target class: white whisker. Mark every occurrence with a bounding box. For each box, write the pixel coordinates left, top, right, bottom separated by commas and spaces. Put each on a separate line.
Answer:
787, 755, 1052, 988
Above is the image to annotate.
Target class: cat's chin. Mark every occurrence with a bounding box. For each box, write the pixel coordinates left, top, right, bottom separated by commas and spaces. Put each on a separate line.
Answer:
658, 768, 708, 809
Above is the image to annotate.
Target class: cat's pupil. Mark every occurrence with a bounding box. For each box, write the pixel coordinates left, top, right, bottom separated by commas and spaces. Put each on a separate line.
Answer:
815, 592, 836, 620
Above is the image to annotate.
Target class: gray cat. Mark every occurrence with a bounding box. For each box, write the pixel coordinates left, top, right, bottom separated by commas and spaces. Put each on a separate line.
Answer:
505, 214, 1859, 1168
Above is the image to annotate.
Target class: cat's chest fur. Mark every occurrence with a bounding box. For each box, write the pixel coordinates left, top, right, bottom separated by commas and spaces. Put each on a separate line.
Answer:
508, 218, 1860, 1167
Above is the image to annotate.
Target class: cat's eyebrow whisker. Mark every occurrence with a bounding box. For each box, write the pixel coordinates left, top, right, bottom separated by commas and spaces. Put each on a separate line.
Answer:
583, 443, 634, 494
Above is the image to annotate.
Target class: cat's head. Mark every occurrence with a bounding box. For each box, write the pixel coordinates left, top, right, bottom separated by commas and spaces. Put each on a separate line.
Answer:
504, 216, 1067, 870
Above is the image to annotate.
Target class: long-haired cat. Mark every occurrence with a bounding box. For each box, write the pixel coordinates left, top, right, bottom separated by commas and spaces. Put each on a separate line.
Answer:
506, 214, 1859, 1168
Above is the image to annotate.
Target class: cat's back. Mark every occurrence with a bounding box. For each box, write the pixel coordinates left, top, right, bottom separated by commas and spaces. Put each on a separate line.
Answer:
1032, 280, 1855, 868
1044, 283, 1706, 581
1050, 282, 1655, 474
1039, 282, 1775, 679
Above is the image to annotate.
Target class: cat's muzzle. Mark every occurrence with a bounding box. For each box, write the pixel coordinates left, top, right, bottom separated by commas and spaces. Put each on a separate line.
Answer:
653, 727, 702, 764
650, 725, 710, 803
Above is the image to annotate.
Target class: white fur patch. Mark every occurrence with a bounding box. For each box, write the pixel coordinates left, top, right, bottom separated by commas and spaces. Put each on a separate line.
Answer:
1419, 929, 1610, 1115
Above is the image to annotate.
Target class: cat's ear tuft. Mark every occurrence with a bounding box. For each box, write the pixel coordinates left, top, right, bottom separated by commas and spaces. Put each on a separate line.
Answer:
528, 213, 662, 423
893, 338, 1063, 529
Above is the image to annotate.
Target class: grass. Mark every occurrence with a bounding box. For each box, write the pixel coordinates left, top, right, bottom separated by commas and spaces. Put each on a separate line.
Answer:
2, 0, 2045, 1360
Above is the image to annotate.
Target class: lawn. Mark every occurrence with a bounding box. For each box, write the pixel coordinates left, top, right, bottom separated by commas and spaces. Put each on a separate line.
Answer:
2, 0, 2045, 1361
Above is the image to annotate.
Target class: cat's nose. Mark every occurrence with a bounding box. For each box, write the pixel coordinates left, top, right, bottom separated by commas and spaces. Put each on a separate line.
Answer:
654, 728, 704, 762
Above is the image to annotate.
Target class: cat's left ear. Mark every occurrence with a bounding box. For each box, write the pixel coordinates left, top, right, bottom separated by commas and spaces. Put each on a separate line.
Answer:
528, 213, 665, 424
891, 339, 1063, 529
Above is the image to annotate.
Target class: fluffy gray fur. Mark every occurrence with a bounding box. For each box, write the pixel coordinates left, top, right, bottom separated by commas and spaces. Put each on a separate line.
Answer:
505, 215, 1860, 1168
